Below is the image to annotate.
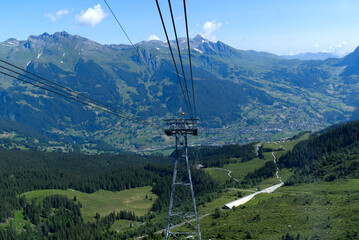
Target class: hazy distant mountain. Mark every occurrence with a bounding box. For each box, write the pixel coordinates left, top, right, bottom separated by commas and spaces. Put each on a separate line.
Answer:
0, 32, 358, 151
282, 52, 340, 60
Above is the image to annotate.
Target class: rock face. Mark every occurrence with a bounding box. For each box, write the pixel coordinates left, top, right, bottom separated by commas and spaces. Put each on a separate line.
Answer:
0, 31, 358, 149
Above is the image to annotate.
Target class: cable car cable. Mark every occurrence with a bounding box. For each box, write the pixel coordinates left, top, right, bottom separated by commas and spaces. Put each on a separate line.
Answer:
0, 67, 155, 126
167, 0, 193, 118
103, 0, 153, 77
155, 0, 192, 118
0, 70, 123, 118
0, 59, 140, 121
183, 0, 196, 118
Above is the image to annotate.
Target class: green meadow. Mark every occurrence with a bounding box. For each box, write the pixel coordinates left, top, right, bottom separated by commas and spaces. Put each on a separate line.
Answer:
23, 186, 157, 222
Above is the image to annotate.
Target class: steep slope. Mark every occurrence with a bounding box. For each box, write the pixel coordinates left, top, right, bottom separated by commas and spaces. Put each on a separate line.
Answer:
336, 46, 359, 77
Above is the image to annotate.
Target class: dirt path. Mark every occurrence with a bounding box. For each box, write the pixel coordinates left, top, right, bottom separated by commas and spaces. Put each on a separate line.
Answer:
206, 167, 239, 182
255, 143, 262, 156
272, 152, 283, 183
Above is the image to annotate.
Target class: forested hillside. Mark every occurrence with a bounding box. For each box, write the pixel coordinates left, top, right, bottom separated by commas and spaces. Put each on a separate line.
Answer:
280, 119, 359, 183
0, 149, 219, 239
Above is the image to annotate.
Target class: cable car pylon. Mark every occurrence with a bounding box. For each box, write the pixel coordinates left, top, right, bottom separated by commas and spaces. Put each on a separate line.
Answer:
164, 116, 201, 239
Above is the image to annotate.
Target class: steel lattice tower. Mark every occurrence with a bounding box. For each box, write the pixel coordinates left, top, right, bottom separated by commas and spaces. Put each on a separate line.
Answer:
164, 118, 201, 240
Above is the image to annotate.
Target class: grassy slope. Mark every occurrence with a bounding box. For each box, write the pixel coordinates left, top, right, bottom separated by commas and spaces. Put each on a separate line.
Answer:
205, 168, 230, 183
225, 158, 269, 181
199, 179, 359, 239
204, 158, 270, 185
281, 133, 310, 150
262, 133, 310, 151
197, 188, 252, 215
23, 186, 157, 222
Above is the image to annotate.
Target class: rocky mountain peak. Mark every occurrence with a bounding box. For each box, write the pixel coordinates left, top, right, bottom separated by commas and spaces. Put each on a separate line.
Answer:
193, 34, 205, 43
28, 31, 86, 43
1, 38, 20, 47
190, 34, 208, 48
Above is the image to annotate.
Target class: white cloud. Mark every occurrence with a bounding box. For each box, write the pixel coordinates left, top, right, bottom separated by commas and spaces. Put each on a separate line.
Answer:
45, 9, 70, 22
148, 34, 160, 41
76, 4, 107, 27
201, 20, 222, 41
327, 41, 347, 53
57, 9, 70, 17
45, 13, 56, 22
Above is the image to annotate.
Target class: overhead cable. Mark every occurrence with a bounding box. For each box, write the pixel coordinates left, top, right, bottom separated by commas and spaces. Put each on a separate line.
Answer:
155, 0, 192, 118
167, 0, 193, 118
103, 0, 153, 77
0, 59, 137, 121
183, 0, 196, 118
0, 70, 123, 118
0, 60, 155, 126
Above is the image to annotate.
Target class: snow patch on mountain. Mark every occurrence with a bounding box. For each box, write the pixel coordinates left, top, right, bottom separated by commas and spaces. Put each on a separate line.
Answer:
193, 48, 203, 54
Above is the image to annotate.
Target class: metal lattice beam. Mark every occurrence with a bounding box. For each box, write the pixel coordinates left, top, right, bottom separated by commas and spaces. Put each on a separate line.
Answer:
164, 118, 201, 240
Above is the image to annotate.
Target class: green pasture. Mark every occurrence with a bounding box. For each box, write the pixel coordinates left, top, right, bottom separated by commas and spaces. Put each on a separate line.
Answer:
23, 186, 157, 222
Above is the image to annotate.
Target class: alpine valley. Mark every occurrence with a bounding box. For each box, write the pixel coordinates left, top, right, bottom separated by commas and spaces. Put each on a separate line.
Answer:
1, 31, 359, 152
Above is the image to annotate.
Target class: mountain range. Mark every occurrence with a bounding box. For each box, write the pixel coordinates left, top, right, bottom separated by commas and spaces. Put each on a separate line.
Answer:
1, 31, 359, 151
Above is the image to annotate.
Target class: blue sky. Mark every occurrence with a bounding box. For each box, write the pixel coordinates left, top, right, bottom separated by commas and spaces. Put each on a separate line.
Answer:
2, 0, 359, 55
